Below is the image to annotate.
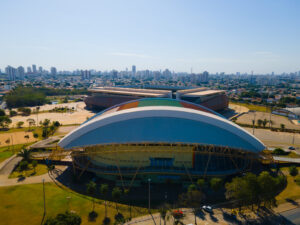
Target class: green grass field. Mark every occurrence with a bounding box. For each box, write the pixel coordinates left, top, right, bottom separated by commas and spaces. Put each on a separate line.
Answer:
276, 166, 300, 204
9, 163, 48, 179
0, 143, 35, 163
230, 101, 270, 112
0, 183, 150, 225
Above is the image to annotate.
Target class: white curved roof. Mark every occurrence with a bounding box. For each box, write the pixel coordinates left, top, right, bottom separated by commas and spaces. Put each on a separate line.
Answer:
59, 103, 265, 153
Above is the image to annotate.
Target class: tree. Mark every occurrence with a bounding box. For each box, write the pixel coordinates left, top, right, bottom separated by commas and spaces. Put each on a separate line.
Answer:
27, 118, 35, 130
18, 148, 31, 162
289, 166, 299, 177
0, 109, 5, 116
258, 171, 278, 208
262, 119, 268, 128
112, 187, 122, 212
210, 177, 223, 192
225, 176, 249, 210
100, 184, 109, 219
5, 138, 10, 149
257, 119, 263, 127
179, 189, 203, 225
0, 116, 12, 129
43, 211, 81, 225
280, 124, 285, 131
272, 148, 286, 155
123, 188, 132, 219
17, 121, 24, 128
9, 110, 17, 117
159, 206, 168, 225
42, 119, 51, 127
86, 181, 97, 212
32, 160, 38, 173
18, 107, 31, 116
197, 179, 205, 190
187, 184, 197, 192
33, 133, 39, 139
24, 134, 30, 143
19, 161, 29, 171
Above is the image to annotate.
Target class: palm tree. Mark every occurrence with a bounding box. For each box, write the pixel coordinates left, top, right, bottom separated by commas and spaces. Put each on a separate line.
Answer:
159, 207, 168, 225
18, 148, 31, 162
262, 119, 268, 128
32, 160, 38, 173
257, 119, 263, 127
86, 181, 97, 212
112, 187, 122, 213
100, 184, 109, 219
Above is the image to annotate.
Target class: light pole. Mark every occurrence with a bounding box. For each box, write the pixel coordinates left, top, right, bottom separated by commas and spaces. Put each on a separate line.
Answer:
41, 179, 46, 225
148, 178, 151, 212
252, 112, 256, 135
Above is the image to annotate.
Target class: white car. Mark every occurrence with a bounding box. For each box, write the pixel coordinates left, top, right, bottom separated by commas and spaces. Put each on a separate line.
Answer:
202, 205, 213, 213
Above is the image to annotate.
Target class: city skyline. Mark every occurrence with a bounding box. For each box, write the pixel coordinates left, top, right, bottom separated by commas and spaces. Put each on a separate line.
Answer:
0, 0, 300, 73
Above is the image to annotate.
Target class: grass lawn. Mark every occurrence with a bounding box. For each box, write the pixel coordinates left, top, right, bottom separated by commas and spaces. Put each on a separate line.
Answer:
0, 183, 149, 225
0, 143, 35, 163
9, 163, 48, 179
230, 101, 270, 112
276, 166, 300, 204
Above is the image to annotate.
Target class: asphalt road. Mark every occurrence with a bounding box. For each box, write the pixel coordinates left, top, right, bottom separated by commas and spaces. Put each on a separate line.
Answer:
281, 208, 300, 225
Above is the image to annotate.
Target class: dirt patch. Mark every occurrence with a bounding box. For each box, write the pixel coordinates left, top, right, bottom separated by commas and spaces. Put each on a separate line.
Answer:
0, 132, 38, 147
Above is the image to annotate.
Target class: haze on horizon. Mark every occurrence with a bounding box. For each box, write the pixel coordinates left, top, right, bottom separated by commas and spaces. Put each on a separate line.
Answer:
0, 0, 299, 74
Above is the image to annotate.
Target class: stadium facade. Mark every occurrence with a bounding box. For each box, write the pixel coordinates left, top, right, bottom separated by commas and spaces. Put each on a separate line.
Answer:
84, 86, 228, 112
59, 98, 265, 186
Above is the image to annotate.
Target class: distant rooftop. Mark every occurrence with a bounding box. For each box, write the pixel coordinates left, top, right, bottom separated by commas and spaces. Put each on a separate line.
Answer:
89, 87, 171, 97
182, 90, 225, 97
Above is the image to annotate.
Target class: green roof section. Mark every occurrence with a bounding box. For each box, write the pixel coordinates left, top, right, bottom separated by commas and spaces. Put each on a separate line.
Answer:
138, 98, 183, 107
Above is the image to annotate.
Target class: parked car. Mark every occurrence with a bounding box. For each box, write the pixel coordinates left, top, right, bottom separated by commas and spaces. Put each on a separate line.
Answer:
202, 205, 213, 213
288, 146, 296, 150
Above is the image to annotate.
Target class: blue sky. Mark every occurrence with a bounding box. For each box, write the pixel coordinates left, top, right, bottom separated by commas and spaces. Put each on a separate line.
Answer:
0, 0, 299, 73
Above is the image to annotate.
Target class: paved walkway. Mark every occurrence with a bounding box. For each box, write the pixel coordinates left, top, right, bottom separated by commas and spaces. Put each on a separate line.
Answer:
0, 154, 65, 187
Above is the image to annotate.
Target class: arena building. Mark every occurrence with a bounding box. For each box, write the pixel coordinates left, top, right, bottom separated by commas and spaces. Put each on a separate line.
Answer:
59, 98, 265, 186
84, 86, 228, 112
84, 87, 172, 110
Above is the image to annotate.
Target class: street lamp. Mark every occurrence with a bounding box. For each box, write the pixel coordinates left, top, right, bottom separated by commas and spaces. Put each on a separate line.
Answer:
148, 178, 151, 212
41, 178, 46, 225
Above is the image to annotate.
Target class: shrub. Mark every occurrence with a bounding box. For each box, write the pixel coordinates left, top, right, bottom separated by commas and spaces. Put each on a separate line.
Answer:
44, 211, 81, 225
289, 166, 299, 177
272, 148, 287, 155
9, 110, 17, 117
19, 161, 29, 171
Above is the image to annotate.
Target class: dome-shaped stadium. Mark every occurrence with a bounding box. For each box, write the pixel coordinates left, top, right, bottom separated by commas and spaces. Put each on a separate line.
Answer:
59, 98, 265, 185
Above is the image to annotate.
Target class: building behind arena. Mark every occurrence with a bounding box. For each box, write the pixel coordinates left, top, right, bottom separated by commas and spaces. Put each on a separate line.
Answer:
59, 98, 265, 186
84, 86, 228, 112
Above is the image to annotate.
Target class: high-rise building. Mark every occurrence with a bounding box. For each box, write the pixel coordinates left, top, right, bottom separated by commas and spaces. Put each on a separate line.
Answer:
132, 65, 136, 76
32, 64, 37, 73
201, 71, 209, 82
38, 66, 43, 73
5, 66, 17, 81
51, 67, 57, 76
17, 66, 25, 80
27, 66, 32, 73
81, 70, 91, 80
